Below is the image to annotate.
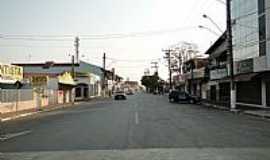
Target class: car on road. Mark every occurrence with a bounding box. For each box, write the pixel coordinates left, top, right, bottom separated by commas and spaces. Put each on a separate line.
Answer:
126, 89, 134, 95
114, 91, 127, 100
168, 90, 200, 104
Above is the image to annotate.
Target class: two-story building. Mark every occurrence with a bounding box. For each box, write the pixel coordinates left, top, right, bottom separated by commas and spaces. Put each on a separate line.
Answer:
205, 32, 231, 107
183, 56, 209, 99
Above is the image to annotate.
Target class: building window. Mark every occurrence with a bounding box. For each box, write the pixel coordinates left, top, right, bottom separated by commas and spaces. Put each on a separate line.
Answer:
232, 0, 260, 61
258, 0, 265, 15
259, 40, 266, 56
258, 0, 266, 56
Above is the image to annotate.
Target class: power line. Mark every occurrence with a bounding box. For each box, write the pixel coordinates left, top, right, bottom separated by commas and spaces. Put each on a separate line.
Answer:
0, 37, 73, 41
106, 57, 160, 62
0, 26, 196, 41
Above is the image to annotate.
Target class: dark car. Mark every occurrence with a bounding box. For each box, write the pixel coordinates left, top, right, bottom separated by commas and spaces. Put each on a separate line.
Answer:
126, 89, 134, 95
114, 91, 127, 100
168, 90, 200, 104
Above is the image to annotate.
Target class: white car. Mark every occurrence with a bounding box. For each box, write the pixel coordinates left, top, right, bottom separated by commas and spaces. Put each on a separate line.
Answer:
114, 91, 127, 100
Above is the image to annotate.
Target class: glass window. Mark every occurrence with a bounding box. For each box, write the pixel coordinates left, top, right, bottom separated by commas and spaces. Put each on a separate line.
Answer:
259, 14, 266, 41
259, 41, 266, 56
258, 0, 265, 15
232, 0, 260, 61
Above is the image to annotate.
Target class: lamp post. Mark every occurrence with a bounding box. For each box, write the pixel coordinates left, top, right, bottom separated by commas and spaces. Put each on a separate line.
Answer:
198, 25, 220, 36
202, 14, 224, 33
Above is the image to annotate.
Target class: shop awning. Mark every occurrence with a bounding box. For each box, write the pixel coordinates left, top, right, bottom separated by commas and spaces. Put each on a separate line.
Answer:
252, 71, 270, 81
58, 81, 76, 86
234, 73, 259, 82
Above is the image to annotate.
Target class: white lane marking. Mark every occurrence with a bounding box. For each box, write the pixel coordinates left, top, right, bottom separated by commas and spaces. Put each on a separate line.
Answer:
0, 130, 32, 141
135, 111, 139, 125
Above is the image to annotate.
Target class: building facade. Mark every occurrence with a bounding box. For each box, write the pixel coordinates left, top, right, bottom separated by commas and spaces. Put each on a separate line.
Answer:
231, 0, 270, 108
206, 32, 231, 107
13, 61, 103, 101
183, 57, 209, 99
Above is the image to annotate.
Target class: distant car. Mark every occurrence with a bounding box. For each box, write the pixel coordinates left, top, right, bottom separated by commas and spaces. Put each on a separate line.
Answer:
168, 90, 200, 104
153, 90, 158, 95
126, 90, 134, 95
114, 91, 127, 100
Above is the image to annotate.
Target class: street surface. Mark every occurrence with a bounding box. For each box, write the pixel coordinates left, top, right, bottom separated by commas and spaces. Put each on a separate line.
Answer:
1, 93, 270, 159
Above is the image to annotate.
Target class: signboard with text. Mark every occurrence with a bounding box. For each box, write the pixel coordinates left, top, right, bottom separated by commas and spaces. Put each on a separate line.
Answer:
0, 64, 23, 81
236, 58, 253, 74
31, 76, 48, 86
210, 68, 228, 80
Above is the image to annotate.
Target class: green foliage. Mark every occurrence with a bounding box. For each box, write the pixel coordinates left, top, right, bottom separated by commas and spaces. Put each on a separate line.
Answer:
141, 72, 160, 92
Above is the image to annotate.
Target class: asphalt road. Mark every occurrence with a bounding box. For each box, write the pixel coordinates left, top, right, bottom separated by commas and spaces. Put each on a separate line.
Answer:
1, 93, 270, 159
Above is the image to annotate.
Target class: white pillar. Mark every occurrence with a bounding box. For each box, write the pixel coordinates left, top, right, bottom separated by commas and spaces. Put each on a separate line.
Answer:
81, 87, 84, 99
230, 90, 236, 109
230, 82, 236, 110
262, 80, 267, 107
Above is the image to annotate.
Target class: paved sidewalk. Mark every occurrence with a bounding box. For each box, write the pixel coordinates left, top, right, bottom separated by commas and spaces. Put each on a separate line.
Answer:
244, 110, 270, 119
0, 96, 110, 122
0, 102, 79, 122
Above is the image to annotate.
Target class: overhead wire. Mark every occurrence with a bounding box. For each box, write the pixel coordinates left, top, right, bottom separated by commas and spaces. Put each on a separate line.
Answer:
0, 26, 196, 42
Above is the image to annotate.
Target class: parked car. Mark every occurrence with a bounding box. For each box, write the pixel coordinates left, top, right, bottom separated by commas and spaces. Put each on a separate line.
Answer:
168, 90, 200, 104
114, 91, 127, 100
126, 89, 134, 95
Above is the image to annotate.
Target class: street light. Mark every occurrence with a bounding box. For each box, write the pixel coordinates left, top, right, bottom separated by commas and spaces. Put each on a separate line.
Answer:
198, 25, 220, 36
215, 0, 226, 5
202, 14, 223, 33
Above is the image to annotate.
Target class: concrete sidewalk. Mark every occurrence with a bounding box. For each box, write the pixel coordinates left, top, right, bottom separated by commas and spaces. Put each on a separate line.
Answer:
244, 110, 270, 119
0, 96, 110, 122
0, 102, 79, 122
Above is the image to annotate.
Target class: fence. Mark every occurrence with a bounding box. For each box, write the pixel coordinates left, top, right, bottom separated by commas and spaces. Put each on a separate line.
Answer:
0, 89, 72, 115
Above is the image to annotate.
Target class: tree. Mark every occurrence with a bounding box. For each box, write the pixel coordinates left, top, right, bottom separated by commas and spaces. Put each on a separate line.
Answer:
141, 72, 159, 93
167, 41, 199, 75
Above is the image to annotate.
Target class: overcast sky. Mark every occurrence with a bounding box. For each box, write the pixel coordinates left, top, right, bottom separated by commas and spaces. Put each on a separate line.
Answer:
0, 0, 226, 81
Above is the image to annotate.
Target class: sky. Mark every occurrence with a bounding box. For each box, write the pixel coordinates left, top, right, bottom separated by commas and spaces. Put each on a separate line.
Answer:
0, 0, 226, 81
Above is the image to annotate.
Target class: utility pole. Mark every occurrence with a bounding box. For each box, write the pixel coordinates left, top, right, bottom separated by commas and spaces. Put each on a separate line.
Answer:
71, 55, 75, 79
103, 53, 106, 91
226, 0, 236, 110
163, 49, 173, 90
74, 36, 80, 64
151, 61, 159, 75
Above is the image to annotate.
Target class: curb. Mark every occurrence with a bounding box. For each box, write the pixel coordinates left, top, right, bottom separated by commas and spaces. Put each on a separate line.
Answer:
202, 102, 230, 111
202, 102, 270, 120
202, 102, 242, 114
0, 102, 81, 122
243, 111, 270, 120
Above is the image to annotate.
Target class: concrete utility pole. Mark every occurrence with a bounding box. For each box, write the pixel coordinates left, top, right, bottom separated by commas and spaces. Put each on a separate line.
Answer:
226, 0, 236, 110
74, 37, 80, 64
71, 55, 75, 79
151, 61, 159, 75
163, 49, 173, 90
103, 53, 106, 90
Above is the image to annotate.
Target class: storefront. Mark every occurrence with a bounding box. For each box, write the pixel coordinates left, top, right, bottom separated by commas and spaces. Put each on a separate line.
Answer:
236, 80, 261, 105
58, 72, 76, 103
